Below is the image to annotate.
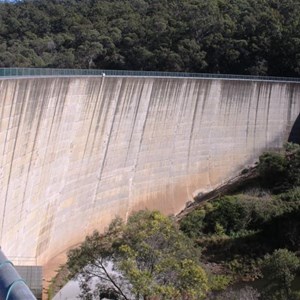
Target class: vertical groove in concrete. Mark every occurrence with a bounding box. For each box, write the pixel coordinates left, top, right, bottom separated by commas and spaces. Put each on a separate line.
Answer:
0, 76, 299, 269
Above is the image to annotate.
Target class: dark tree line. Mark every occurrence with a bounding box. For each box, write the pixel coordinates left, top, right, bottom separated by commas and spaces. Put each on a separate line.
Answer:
1, 0, 300, 76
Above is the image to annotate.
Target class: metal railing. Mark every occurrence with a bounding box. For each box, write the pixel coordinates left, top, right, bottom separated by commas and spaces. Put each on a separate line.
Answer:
0, 68, 300, 82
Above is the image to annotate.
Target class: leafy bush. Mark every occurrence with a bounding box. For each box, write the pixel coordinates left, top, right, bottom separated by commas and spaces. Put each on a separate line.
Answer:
258, 144, 300, 193
261, 249, 300, 300
204, 196, 249, 234
279, 187, 300, 202
258, 152, 288, 193
209, 274, 232, 292
204, 195, 283, 235
181, 195, 282, 238
180, 209, 206, 238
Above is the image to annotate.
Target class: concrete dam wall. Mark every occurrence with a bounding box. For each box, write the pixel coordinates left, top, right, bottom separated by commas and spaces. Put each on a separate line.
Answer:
0, 76, 299, 268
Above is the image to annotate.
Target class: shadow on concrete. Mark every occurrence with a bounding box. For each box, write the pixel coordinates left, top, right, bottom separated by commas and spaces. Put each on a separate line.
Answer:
288, 114, 300, 144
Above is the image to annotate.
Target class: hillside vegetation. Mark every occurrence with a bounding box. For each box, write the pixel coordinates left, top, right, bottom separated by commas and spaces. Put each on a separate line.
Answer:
1, 0, 300, 76
52, 144, 300, 299
180, 143, 300, 299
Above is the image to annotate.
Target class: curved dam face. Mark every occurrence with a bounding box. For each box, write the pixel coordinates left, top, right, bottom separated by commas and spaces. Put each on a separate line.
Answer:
0, 76, 299, 266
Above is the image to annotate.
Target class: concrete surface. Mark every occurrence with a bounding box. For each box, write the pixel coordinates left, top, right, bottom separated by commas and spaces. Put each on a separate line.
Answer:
0, 76, 299, 273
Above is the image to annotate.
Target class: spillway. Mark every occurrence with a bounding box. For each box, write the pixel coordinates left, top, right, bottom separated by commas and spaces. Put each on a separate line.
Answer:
0, 75, 299, 269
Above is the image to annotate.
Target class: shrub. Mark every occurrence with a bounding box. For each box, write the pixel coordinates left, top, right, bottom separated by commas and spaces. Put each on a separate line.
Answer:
261, 249, 300, 300
279, 187, 300, 202
258, 152, 288, 193
180, 209, 206, 238
203, 196, 251, 235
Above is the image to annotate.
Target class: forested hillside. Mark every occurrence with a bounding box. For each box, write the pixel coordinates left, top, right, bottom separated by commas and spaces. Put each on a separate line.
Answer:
0, 0, 300, 76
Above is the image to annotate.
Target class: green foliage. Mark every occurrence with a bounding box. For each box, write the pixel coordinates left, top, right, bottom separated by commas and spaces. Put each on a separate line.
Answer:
204, 196, 250, 235
181, 194, 278, 239
279, 187, 300, 202
67, 210, 209, 299
258, 152, 288, 192
180, 209, 206, 238
1, 0, 300, 75
209, 274, 232, 292
258, 144, 300, 193
261, 249, 300, 300
177, 145, 300, 298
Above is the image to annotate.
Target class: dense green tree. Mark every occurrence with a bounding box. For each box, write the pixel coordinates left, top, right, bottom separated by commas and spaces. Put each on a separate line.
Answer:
261, 249, 300, 300
67, 210, 209, 300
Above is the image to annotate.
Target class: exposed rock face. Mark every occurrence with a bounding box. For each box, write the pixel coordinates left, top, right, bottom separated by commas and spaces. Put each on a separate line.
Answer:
0, 76, 299, 267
